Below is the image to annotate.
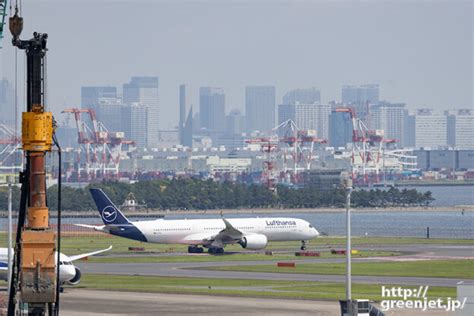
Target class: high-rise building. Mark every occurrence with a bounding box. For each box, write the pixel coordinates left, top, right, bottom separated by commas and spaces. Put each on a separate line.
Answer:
96, 98, 124, 133
123, 77, 159, 148
225, 109, 245, 136
0, 78, 16, 124
278, 103, 331, 140
179, 85, 187, 140
121, 103, 148, 148
199, 87, 225, 132
447, 109, 474, 149
179, 84, 193, 147
370, 102, 406, 145
329, 110, 353, 148
411, 109, 447, 149
245, 86, 275, 132
341, 84, 379, 123
282, 87, 320, 105
182, 105, 193, 148
81, 86, 117, 113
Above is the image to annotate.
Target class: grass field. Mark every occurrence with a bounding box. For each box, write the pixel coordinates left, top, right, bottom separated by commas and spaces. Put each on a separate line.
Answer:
204, 259, 474, 279
77, 274, 456, 301
0, 232, 474, 254
1, 233, 471, 254
88, 250, 398, 263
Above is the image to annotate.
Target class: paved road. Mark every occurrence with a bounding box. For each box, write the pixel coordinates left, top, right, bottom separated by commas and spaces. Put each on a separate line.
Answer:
77, 244, 473, 287
60, 289, 339, 316
77, 261, 462, 287
59, 289, 456, 316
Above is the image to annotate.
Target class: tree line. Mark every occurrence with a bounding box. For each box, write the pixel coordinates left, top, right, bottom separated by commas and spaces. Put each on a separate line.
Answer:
0, 179, 434, 211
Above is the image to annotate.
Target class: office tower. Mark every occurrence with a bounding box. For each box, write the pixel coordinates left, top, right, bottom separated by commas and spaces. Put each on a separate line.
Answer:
96, 98, 124, 133
81, 86, 117, 113
278, 103, 331, 140
0, 78, 16, 124
179, 84, 193, 147
329, 110, 353, 148
182, 105, 193, 148
199, 87, 225, 132
413, 109, 447, 148
245, 86, 275, 132
341, 84, 379, 123
282, 87, 320, 105
123, 77, 159, 148
447, 109, 474, 149
179, 85, 187, 141
121, 103, 148, 148
225, 109, 245, 136
370, 102, 406, 145
193, 112, 201, 132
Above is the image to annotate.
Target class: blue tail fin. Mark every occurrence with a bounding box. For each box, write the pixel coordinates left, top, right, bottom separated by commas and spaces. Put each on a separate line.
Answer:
90, 188, 130, 225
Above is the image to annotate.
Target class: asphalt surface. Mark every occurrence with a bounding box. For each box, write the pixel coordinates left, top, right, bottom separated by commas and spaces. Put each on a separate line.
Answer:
76, 244, 474, 287
59, 289, 456, 316
60, 289, 338, 316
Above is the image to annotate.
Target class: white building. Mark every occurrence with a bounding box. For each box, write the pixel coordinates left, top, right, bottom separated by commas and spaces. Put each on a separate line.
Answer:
206, 156, 252, 173
123, 77, 159, 148
447, 109, 474, 149
278, 103, 331, 140
413, 109, 447, 149
370, 102, 406, 145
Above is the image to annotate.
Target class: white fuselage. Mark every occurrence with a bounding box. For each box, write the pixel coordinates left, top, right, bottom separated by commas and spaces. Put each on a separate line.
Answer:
0, 248, 76, 283
132, 217, 319, 245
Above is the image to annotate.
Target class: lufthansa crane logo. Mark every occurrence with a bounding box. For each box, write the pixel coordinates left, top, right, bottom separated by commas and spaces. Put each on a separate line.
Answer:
102, 206, 117, 223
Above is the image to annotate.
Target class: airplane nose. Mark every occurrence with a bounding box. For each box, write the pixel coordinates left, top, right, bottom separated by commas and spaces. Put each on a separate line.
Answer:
312, 228, 320, 238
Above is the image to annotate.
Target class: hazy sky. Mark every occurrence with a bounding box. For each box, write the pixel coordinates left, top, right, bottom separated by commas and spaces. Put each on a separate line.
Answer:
0, 0, 472, 129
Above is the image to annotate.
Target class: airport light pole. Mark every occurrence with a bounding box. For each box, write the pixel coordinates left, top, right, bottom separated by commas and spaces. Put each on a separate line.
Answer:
345, 178, 353, 312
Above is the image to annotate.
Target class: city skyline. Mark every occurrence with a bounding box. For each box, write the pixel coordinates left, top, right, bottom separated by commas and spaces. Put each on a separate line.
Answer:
0, 0, 471, 130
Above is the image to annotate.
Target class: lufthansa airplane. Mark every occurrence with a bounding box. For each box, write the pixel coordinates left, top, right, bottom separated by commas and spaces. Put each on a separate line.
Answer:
0, 246, 112, 285
82, 188, 319, 253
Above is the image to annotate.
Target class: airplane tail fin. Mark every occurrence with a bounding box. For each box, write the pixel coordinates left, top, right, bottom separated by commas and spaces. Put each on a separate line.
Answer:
90, 188, 130, 225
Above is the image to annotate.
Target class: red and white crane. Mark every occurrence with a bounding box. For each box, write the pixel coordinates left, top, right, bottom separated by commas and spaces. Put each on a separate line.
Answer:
62, 108, 134, 181
274, 119, 326, 181
335, 107, 416, 184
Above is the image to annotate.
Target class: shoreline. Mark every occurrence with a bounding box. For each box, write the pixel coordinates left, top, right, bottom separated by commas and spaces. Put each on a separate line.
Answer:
0, 205, 473, 218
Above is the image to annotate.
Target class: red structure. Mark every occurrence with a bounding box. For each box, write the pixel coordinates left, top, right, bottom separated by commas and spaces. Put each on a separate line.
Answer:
62, 108, 134, 181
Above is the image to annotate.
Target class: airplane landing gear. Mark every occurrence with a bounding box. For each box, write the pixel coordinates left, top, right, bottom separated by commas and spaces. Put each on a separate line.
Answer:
300, 240, 307, 251
208, 247, 224, 254
188, 246, 204, 253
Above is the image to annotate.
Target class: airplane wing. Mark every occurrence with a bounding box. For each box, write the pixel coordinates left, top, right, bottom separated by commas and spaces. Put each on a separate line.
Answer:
68, 246, 112, 262
184, 218, 244, 248
74, 224, 107, 232
221, 218, 244, 240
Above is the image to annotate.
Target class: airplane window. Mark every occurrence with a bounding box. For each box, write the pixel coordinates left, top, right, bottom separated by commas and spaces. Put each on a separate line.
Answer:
309, 224, 313, 228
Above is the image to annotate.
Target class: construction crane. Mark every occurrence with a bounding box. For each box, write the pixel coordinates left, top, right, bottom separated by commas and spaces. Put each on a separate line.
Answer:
8, 1, 61, 315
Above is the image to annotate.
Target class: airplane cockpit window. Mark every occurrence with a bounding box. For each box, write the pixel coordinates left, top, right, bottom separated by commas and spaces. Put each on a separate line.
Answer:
59, 261, 72, 265
308, 224, 313, 228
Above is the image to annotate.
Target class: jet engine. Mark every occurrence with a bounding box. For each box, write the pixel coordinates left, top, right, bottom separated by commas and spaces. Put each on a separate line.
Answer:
66, 267, 82, 285
238, 234, 268, 250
